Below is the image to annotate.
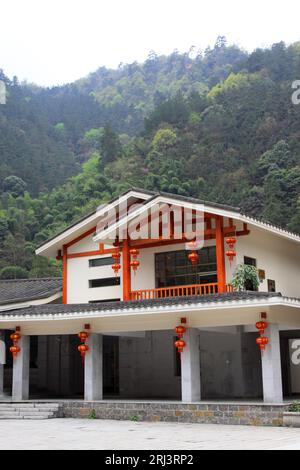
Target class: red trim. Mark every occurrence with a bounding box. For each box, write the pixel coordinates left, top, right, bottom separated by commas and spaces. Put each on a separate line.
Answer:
65, 226, 97, 249
67, 248, 116, 259
216, 216, 226, 294
122, 239, 131, 301
62, 245, 68, 304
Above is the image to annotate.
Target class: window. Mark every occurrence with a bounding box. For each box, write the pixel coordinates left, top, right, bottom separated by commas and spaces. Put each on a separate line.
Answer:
244, 256, 258, 291
268, 279, 276, 293
244, 256, 257, 267
89, 277, 120, 288
89, 257, 114, 268
155, 247, 217, 288
89, 299, 121, 303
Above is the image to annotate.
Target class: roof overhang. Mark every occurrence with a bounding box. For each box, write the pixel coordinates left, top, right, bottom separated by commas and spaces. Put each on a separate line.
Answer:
0, 291, 62, 312
1, 295, 300, 335
35, 189, 152, 258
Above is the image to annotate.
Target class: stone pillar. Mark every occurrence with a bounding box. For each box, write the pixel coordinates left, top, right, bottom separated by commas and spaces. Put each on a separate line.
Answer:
12, 335, 30, 401
84, 334, 103, 401
0, 331, 5, 397
181, 328, 201, 402
261, 324, 283, 403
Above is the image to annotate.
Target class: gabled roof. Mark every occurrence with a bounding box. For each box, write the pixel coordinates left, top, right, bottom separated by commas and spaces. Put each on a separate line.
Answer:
0, 278, 62, 306
36, 187, 300, 258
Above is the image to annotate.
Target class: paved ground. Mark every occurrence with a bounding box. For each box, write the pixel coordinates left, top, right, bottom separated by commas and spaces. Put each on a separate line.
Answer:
0, 419, 300, 450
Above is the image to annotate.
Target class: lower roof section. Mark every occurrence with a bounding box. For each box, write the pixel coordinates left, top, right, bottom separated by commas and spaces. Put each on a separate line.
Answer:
0, 277, 62, 306
0, 291, 283, 318
1, 292, 300, 337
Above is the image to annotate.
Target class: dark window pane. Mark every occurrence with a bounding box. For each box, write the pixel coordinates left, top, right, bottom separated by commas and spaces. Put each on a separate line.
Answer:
89, 257, 114, 267
155, 247, 217, 288
244, 256, 257, 267
89, 277, 120, 288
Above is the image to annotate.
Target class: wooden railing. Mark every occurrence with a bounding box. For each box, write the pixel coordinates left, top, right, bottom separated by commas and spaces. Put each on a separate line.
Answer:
131, 283, 220, 300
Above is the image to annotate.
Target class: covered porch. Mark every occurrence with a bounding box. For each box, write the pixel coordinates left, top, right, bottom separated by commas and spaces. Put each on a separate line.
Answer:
1, 292, 300, 405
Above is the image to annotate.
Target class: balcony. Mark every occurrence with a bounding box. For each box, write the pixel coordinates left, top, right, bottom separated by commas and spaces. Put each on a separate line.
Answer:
131, 283, 234, 300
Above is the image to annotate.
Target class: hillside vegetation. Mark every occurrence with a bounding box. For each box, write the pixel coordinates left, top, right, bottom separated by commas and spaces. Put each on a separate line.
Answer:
1, 38, 300, 278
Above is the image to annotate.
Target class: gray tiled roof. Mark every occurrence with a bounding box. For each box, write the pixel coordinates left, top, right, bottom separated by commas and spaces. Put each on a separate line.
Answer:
0, 278, 62, 306
0, 291, 283, 316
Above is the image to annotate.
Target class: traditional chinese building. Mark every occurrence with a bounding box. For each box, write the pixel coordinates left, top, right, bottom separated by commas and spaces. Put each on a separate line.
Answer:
1, 188, 300, 407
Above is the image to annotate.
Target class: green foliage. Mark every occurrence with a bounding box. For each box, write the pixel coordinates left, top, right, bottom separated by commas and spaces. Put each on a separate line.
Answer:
88, 409, 97, 419
231, 264, 260, 292
288, 402, 300, 412
1, 40, 300, 277
0, 266, 29, 279
3, 176, 27, 197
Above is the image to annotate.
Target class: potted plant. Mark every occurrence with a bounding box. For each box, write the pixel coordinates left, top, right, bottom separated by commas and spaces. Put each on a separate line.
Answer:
231, 264, 260, 292
283, 403, 300, 427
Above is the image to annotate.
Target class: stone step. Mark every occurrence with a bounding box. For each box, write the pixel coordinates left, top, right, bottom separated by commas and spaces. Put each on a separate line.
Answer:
0, 402, 62, 419
21, 414, 55, 419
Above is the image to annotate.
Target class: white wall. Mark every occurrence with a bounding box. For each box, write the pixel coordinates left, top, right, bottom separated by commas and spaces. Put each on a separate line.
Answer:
227, 226, 300, 297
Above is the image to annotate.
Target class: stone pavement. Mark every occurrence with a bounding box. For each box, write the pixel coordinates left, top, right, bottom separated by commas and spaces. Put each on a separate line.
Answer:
0, 419, 300, 450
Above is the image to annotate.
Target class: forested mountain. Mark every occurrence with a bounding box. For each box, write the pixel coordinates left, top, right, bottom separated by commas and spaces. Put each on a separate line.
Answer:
1, 38, 300, 278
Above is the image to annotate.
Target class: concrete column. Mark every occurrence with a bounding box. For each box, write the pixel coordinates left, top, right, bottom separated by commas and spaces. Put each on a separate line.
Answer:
0, 331, 5, 397
84, 334, 103, 401
12, 335, 30, 401
181, 328, 201, 402
261, 324, 283, 403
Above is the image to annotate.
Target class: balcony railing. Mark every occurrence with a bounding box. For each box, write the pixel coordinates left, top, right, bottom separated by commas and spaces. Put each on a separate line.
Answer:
130, 283, 220, 300
131, 283, 235, 300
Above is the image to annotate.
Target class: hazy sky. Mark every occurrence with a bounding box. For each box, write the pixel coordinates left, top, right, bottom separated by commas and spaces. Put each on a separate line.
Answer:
1, 0, 299, 87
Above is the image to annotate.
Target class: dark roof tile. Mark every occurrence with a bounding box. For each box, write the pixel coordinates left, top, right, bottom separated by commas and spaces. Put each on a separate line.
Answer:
0, 291, 282, 316
0, 278, 62, 306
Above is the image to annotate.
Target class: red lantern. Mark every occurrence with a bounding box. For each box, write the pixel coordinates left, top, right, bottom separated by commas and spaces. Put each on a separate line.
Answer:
226, 249, 236, 265
174, 339, 186, 353
255, 321, 268, 335
112, 250, 121, 261
188, 251, 199, 266
226, 237, 237, 249
175, 325, 186, 338
256, 336, 269, 351
10, 332, 21, 343
78, 343, 89, 359
112, 263, 121, 275
78, 331, 89, 343
130, 248, 139, 259
10, 345, 20, 358
130, 259, 140, 272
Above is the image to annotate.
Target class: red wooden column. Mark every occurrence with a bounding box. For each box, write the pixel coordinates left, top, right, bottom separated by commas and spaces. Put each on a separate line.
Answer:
62, 245, 68, 304
215, 216, 226, 294
122, 239, 131, 301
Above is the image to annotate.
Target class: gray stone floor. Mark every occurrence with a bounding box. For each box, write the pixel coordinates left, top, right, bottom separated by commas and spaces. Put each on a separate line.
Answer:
0, 419, 300, 449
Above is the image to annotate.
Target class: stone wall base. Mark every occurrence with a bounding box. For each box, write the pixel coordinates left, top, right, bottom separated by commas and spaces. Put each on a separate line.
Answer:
62, 401, 288, 427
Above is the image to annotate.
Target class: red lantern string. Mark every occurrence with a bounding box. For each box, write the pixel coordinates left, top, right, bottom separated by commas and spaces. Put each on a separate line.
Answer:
226, 236, 237, 266
111, 250, 121, 275
10, 330, 21, 359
